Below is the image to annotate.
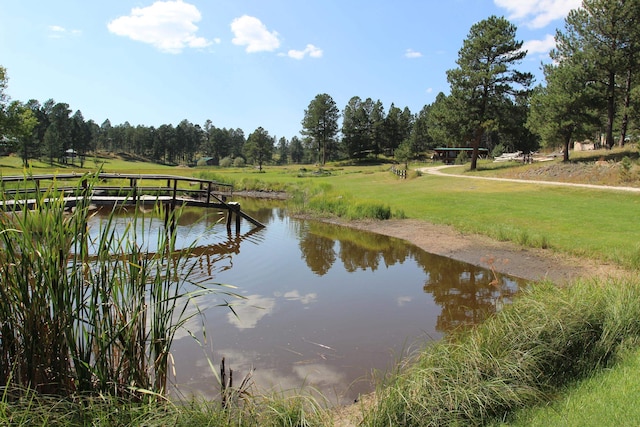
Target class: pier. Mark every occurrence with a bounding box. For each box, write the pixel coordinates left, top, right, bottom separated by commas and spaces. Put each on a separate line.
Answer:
0, 173, 265, 233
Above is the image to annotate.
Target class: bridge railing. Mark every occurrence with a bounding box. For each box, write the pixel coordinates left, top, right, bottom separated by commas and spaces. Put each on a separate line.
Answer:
0, 173, 234, 207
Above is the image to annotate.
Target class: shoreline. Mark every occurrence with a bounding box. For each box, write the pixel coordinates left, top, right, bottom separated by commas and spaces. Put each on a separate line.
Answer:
322, 218, 628, 284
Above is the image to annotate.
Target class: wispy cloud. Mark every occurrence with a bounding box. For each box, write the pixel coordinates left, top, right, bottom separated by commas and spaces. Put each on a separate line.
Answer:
231, 15, 280, 53
404, 48, 422, 59
283, 290, 318, 304
494, 0, 582, 28
288, 44, 323, 60
522, 34, 556, 56
48, 25, 82, 38
107, 0, 212, 54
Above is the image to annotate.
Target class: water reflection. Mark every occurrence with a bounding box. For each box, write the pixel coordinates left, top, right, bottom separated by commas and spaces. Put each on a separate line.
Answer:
86, 201, 527, 405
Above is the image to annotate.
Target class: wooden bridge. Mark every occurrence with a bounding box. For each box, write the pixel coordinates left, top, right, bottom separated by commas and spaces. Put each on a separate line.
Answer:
0, 173, 265, 232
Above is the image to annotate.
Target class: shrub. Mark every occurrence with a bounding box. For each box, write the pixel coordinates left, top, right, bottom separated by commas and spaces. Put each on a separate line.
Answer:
219, 156, 233, 167
233, 157, 245, 168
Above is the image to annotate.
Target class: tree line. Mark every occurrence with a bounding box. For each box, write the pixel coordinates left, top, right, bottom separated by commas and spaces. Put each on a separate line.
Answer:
1, 0, 639, 171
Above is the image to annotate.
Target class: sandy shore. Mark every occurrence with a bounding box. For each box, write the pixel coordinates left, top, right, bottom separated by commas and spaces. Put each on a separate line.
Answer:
325, 218, 627, 284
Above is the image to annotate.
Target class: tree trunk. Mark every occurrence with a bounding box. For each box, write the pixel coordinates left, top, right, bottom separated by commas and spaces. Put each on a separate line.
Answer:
605, 71, 616, 149
563, 133, 571, 162
618, 67, 632, 146
469, 127, 482, 171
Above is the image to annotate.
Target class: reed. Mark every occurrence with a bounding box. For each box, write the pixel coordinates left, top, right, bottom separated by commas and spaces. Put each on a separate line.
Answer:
0, 172, 237, 399
365, 277, 640, 426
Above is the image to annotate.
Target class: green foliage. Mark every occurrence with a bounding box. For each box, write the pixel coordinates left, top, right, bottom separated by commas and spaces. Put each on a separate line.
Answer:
446, 16, 533, 170
366, 278, 640, 426
301, 93, 340, 165
492, 143, 505, 158
454, 149, 468, 165
219, 156, 232, 167
233, 156, 245, 167
0, 173, 236, 399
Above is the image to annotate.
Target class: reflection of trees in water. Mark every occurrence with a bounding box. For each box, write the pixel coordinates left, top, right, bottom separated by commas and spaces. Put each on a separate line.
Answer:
295, 219, 526, 333
339, 240, 381, 272
299, 232, 336, 275
416, 252, 523, 333
297, 221, 414, 275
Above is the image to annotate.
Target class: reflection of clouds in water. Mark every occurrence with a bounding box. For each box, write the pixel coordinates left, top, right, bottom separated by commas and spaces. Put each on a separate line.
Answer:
227, 294, 276, 329
215, 348, 345, 396
292, 363, 345, 386
171, 297, 228, 340
397, 296, 413, 307
283, 290, 318, 305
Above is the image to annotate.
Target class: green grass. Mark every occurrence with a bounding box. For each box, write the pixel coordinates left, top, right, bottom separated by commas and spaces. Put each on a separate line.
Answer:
0, 173, 240, 398
364, 277, 640, 426
490, 346, 640, 427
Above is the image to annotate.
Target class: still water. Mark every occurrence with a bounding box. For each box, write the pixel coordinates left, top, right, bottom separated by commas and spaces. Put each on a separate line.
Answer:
87, 199, 526, 404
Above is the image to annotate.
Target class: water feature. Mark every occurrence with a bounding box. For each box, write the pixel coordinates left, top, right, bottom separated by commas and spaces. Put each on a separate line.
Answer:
86, 199, 527, 405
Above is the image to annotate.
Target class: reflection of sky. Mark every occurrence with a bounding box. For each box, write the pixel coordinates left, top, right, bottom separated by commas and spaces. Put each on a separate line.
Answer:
91, 204, 526, 405
282, 290, 318, 305
226, 294, 276, 329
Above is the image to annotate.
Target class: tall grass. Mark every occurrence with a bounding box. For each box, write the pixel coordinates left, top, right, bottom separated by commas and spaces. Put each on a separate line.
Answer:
365, 277, 640, 426
0, 173, 236, 399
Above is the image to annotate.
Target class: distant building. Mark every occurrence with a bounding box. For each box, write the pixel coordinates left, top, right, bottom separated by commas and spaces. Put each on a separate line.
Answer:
433, 147, 489, 164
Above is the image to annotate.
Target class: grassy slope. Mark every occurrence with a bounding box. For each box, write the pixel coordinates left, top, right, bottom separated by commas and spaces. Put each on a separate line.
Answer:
491, 346, 640, 427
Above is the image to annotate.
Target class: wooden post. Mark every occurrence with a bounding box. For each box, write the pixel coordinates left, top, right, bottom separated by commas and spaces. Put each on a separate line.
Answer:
171, 179, 178, 209
226, 209, 233, 233
235, 206, 241, 234
206, 182, 212, 205
131, 178, 137, 204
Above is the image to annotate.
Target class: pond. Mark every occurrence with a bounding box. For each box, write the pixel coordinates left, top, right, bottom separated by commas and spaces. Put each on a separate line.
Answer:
87, 199, 527, 405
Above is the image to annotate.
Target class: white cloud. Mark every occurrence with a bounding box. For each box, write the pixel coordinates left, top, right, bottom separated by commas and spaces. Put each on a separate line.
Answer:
494, 0, 582, 28
226, 294, 276, 329
107, 0, 212, 54
283, 290, 318, 304
231, 15, 280, 53
404, 48, 422, 59
425, 87, 433, 94
397, 296, 413, 307
48, 25, 82, 38
522, 34, 556, 55
288, 44, 323, 60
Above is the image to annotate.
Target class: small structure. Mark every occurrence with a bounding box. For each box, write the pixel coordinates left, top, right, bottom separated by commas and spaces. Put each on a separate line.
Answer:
574, 140, 596, 151
197, 156, 217, 166
434, 147, 489, 164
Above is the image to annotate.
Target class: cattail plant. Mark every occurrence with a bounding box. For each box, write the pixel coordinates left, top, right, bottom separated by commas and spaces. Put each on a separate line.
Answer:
0, 172, 238, 400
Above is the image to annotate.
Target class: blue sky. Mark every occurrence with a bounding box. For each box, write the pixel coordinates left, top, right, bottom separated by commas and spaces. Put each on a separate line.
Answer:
0, 0, 581, 140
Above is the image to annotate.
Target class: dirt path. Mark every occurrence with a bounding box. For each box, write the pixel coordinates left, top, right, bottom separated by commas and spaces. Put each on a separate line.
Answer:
421, 164, 640, 193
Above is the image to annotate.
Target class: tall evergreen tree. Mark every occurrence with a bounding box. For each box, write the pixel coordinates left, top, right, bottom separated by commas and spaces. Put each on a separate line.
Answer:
554, 0, 640, 147
244, 126, 274, 171
301, 93, 340, 165
446, 16, 533, 170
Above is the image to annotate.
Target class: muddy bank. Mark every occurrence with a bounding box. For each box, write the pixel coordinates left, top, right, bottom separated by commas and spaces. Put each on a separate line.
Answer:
323, 218, 627, 284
